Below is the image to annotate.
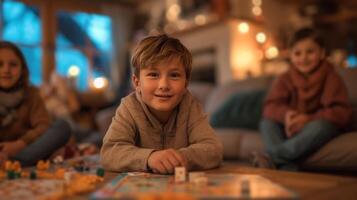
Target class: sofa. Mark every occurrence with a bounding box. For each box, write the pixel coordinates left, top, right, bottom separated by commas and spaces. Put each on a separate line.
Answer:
188, 67, 357, 172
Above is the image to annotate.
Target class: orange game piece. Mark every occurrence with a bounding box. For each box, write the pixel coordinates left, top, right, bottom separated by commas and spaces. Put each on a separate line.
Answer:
13, 161, 22, 172
37, 160, 50, 171
4, 160, 13, 171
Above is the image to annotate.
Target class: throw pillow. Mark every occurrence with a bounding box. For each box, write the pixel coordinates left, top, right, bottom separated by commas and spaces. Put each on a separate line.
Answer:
210, 89, 266, 130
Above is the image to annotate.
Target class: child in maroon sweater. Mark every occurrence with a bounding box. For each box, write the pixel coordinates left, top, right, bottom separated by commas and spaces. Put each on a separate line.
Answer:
259, 28, 352, 171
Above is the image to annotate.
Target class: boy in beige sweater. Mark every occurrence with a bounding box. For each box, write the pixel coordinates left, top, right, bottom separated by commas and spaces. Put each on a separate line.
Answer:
100, 34, 223, 174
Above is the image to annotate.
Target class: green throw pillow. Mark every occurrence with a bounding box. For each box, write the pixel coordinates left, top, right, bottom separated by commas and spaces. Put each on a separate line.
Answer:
210, 90, 266, 130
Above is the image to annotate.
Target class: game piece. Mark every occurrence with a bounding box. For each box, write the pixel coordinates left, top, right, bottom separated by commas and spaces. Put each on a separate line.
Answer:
74, 165, 84, 172
4, 160, 13, 171
192, 176, 208, 186
7, 170, 15, 180
188, 172, 205, 183
13, 161, 21, 172
175, 167, 186, 183
64, 171, 75, 184
96, 168, 105, 177
241, 179, 250, 198
14, 172, 21, 178
54, 168, 66, 179
30, 171, 37, 180
37, 160, 50, 171
53, 155, 64, 164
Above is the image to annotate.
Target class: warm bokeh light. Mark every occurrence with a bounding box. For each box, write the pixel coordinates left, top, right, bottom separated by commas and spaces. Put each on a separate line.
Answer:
67, 65, 80, 77
235, 50, 254, 68
252, 0, 262, 6
256, 32, 266, 44
238, 22, 249, 33
265, 46, 279, 59
177, 20, 187, 30
93, 77, 108, 89
252, 6, 262, 16
194, 14, 207, 25
166, 4, 181, 22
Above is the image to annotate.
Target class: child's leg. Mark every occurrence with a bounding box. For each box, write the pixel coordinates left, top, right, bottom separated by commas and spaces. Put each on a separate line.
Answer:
259, 119, 294, 168
12, 119, 71, 166
273, 120, 338, 170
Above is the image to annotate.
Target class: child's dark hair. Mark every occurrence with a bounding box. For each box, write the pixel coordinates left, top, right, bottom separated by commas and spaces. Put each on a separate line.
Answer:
0, 41, 29, 89
131, 34, 192, 80
289, 27, 325, 49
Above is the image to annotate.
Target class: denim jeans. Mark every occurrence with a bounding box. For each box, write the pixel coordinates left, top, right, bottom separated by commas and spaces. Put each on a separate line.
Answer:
260, 118, 338, 171
12, 119, 71, 166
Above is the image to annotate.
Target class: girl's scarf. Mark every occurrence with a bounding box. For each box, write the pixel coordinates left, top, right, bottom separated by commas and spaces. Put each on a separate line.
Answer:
0, 88, 24, 127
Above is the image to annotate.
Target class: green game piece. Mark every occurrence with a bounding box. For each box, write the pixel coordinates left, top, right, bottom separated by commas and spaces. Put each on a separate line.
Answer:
96, 168, 105, 177
30, 171, 37, 180
7, 170, 15, 180
14, 172, 21, 179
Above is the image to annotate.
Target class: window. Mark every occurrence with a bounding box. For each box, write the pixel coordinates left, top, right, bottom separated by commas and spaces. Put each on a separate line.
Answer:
1, 0, 42, 85
1, 0, 114, 91
56, 11, 113, 91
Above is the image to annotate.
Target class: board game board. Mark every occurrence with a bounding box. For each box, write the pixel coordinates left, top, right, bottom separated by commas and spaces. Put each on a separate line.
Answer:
0, 157, 104, 200
91, 172, 298, 199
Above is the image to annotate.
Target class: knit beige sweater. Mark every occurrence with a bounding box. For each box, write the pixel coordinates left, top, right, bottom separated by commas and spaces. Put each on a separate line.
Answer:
100, 91, 223, 172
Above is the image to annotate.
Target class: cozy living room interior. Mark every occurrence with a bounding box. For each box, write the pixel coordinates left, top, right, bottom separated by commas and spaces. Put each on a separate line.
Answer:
1, 0, 357, 198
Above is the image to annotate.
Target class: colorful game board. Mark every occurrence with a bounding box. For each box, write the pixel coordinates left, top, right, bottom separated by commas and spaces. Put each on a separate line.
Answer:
0, 158, 104, 200
91, 172, 298, 199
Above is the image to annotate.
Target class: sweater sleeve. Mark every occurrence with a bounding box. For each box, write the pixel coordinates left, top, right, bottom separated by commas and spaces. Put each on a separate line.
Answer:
263, 76, 292, 124
20, 88, 51, 144
178, 100, 223, 171
100, 103, 155, 172
311, 73, 352, 128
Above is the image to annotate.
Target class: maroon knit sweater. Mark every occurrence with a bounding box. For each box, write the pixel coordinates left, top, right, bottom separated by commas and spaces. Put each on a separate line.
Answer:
263, 60, 352, 129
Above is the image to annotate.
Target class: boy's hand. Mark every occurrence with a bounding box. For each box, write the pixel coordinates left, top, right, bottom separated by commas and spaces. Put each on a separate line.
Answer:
284, 110, 298, 136
147, 149, 187, 174
286, 113, 311, 138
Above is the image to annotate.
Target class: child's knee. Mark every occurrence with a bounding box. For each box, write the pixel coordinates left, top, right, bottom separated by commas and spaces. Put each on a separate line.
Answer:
305, 120, 337, 135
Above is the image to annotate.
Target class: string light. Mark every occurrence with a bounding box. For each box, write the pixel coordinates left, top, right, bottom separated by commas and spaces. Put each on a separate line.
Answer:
67, 65, 80, 77
93, 77, 108, 89
252, 6, 262, 16
238, 22, 249, 33
194, 14, 207, 25
265, 46, 279, 59
256, 32, 266, 44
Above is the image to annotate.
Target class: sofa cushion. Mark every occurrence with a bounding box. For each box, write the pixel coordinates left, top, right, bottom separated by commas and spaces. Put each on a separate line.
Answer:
302, 132, 357, 171
210, 90, 266, 130
214, 128, 264, 160
336, 67, 357, 131
204, 76, 274, 115
216, 128, 357, 171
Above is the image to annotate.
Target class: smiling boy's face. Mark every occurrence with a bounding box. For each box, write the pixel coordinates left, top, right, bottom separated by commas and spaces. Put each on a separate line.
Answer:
290, 38, 325, 75
132, 57, 187, 123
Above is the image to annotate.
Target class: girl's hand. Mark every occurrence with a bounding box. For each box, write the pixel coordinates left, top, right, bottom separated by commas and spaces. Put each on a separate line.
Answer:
147, 149, 187, 174
1, 140, 26, 157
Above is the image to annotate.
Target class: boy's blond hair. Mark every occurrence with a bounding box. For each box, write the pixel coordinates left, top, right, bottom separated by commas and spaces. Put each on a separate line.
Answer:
131, 34, 192, 80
